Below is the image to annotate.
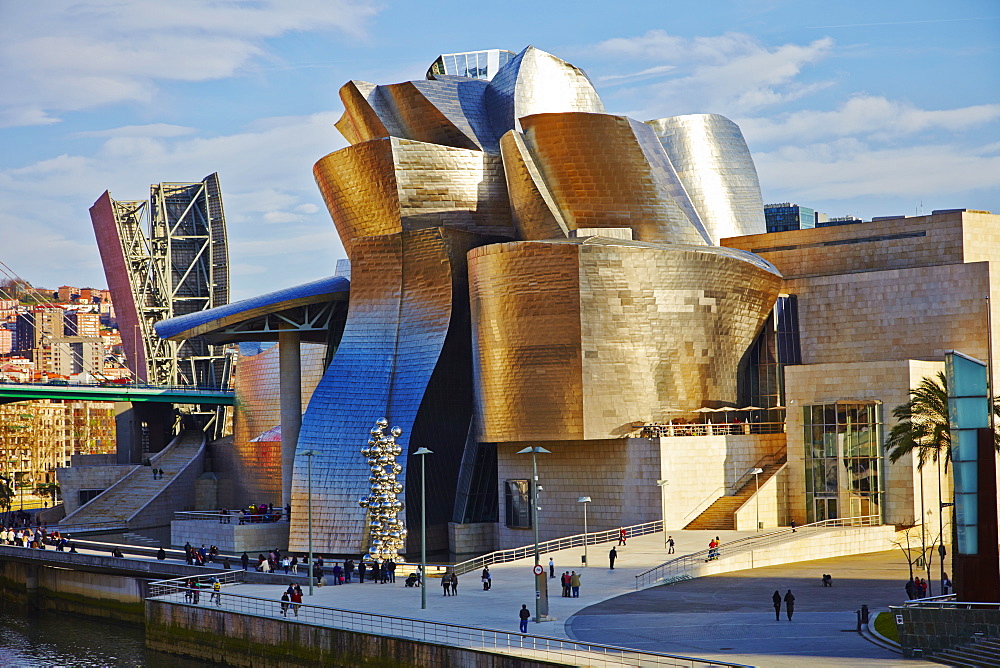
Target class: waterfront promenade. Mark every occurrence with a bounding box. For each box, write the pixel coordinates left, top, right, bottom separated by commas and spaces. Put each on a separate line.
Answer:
216, 531, 928, 667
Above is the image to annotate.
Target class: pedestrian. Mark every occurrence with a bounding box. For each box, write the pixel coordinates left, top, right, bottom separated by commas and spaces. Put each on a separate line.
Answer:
784, 590, 795, 620
791, 520, 797, 532
667, 535, 675, 554
282, 556, 290, 574
917, 577, 927, 598
211, 578, 221, 606
157, 547, 166, 561
609, 546, 617, 570
442, 573, 451, 596
772, 590, 781, 621
519, 604, 530, 633
549, 557, 555, 578
387, 559, 396, 583
280, 591, 290, 616
561, 571, 570, 597
291, 555, 298, 574
345, 559, 355, 583
289, 585, 302, 617
618, 528, 627, 545
942, 573, 952, 595
451, 572, 459, 596
905, 578, 917, 599
570, 571, 581, 598
482, 566, 491, 591
359, 561, 367, 583
241, 551, 249, 571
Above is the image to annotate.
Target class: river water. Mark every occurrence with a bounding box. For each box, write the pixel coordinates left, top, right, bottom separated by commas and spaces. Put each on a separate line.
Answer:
0, 602, 219, 667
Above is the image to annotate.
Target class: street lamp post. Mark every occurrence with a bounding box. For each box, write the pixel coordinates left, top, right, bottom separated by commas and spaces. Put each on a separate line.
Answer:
300, 450, 317, 595
413, 447, 433, 610
578, 496, 591, 566
750, 468, 764, 531
656, 479, 669, 547
517, 445, 550, 623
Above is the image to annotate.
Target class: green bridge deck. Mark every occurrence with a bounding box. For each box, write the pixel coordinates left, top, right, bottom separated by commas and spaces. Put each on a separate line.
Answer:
0, 383, 235, 405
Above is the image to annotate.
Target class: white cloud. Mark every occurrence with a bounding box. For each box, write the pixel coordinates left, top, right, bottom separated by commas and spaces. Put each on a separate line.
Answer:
75, 123, 197, 139
0, 1, 380, 127
755, 139, 1000, 201
740, 96, 1000, 145
0, 111, 349, 298
593, 30, 834, 117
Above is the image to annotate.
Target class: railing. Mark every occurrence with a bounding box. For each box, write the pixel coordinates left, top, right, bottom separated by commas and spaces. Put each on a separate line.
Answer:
0, 380, 234, 393
174, 510, 286, 524
634, 515, 882, 590
52, 519, 127, 534
147, 571, 749, 667
901, 595, 1000, 610
680, 486, 726, 525
728, 452, 786, 497
680, 451, 787, 526
451, 520, 663, 576
631, 422, 786, 438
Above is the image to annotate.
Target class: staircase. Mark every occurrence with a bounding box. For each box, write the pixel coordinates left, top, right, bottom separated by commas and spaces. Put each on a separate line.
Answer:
932, 637, 1000, 666
684, 457, 786, 530
60, 430, 205, 530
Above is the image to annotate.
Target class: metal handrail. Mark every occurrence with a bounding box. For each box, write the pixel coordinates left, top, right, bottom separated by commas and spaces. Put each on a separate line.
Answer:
0, 380, 234, 393
901, 595, 1000, 610
450, 519, 663, 576
634, 515, 882, 590
728, 451, 786, 497
147, 571, 750, 667
681, 486, 726, 524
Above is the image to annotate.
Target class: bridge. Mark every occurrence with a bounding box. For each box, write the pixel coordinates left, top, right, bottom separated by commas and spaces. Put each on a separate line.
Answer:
0, 381, 234, 406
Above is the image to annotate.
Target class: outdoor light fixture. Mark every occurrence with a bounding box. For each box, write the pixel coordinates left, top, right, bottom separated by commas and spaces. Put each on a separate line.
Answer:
578, 496, 591, 566
656, 479, 669, 547
750, 467, 764, 532
413, 446, 433, 610
300, 450, 317, 595
517, 445, 551, 622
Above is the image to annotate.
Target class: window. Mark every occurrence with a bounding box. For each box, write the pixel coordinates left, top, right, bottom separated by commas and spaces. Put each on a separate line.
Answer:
803, 401, 882, 524
504, 479, 531, 528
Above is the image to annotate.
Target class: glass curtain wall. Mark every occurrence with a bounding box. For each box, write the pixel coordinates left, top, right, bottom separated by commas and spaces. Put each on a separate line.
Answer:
803, 401, 883, 523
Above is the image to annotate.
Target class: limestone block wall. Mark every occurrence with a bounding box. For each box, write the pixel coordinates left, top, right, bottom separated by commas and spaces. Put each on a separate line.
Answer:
448, 522, 496, 556
733, 464, 788, 530
494, 438, 660, 548
784, 359, 952, 528
171, 520, 290, 553
57, 463, 136, 515
659, 433, 785, 529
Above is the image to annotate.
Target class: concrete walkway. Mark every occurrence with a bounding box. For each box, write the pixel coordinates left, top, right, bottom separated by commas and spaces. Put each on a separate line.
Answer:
227, 529, 754, 638
567, 551, 934, 667
214, 532, 937, 667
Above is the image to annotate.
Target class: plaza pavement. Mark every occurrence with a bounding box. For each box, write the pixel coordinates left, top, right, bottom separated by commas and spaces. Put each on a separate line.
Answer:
221, 530, 933, 666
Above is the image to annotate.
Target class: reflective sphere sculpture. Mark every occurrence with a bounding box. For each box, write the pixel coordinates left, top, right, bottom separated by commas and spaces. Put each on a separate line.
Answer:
358, 419, 406, 561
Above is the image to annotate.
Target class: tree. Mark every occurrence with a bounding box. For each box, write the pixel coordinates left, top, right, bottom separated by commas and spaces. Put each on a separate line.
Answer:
884, 371, 1000, 470
884, 372, 952, 470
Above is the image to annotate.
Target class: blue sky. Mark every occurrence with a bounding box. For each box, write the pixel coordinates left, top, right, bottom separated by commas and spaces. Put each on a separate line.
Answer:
1, 0, 997, 300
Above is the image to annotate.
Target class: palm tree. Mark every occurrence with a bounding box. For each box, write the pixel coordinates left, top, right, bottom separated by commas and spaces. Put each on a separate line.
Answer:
884, 372, 952, 470
885, 370, 1000, 469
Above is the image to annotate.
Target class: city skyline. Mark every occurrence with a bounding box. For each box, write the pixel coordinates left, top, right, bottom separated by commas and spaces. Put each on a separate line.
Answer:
1, 0, 997, 300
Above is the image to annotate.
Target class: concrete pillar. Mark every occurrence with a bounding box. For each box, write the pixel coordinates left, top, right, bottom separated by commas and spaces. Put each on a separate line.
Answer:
115, 402, 140, 465
279, 330, 302, 511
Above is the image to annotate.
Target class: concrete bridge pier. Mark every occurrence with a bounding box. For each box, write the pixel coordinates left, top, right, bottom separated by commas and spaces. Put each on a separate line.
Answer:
279, 330, 302, 511
116, 402, 175, 464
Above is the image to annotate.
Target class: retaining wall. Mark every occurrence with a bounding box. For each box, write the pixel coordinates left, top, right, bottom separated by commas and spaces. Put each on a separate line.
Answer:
146, 600, 565, 668
890, 605, 1000, 657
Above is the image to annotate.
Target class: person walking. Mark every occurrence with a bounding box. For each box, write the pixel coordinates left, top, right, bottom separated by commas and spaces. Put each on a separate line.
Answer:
451, 572, 459, 596
211, 578, 222, 606
561, 572, 570, 597
519, 604, 530, 633
942, 573, 952, 595
783, 590, 795, 620
667, 535, 675, 554
905, 578, 917, 599
548, 557, 555, 578
772, 590, 782, 621
618, 528, 627, 545
358, 561, 367, 583
289, 585, 302, 617
240, 551, 249, 571
442, 573, 452, 596
387, 559, 396, 583
482, 567, 491, 591
280, 591, 290, 616
570, 571, 581, 598
609, 546, 617, 570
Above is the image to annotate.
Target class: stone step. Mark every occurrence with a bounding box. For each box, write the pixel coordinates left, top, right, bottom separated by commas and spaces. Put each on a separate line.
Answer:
684, 459, 786, 531
934, 644, 1000, 667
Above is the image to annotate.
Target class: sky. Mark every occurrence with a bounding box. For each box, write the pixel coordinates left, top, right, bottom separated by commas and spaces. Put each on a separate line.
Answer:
1, 0, 998, 300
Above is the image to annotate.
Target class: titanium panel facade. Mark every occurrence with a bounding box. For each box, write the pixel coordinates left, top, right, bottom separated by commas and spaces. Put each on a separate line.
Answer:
648, 114, 766, 243
469, 238, 782, 442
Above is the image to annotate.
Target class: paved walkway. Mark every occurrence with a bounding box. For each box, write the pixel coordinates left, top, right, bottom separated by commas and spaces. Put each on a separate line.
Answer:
567, 551, 934, 667
227, 529, 753, 638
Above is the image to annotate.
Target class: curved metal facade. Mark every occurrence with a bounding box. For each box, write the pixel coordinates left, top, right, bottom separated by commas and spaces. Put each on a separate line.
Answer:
288, 44, 780, 555
647, 114, 767, 243
469, 238, 782, 442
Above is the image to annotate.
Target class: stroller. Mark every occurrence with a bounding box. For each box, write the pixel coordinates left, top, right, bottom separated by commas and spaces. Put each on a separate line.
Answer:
404, 571, 421, 587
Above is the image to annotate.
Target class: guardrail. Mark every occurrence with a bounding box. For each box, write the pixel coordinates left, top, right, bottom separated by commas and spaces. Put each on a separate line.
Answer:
901, 595, 1000, 610
631, 422, 786, 438
0, 380, 234, 393
52, 520, 127, 534
634, 515, 882, 590
173, 510, 286, 524
451, 520, 663, 576
148, 571, 749, 667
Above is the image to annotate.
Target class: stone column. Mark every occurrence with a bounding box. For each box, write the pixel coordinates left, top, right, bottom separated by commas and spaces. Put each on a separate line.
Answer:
278, 330, 302, 511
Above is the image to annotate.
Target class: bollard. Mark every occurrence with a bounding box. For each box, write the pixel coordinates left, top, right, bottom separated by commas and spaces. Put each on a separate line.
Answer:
855, 610, 861, 633
861, 604, 869, 625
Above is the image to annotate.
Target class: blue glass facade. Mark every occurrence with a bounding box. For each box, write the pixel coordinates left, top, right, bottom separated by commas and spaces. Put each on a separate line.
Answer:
764, 203, 817, 233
